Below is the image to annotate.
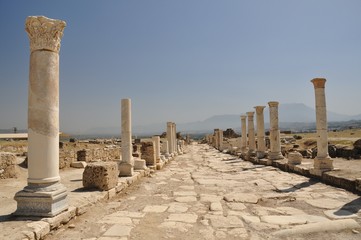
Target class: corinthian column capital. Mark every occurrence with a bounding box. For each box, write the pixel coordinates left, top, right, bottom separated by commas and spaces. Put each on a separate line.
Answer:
25, 16, 66, 53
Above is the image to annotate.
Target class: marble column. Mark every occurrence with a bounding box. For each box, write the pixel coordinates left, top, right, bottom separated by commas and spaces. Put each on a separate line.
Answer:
173, 123, 179, 155
240, 115, 247, 154
167, 122, 173, 155
119, 98, 134, 176
268, 101, 284, 160
152, 136, 161, 164
214, 129, 219, 149
254, 106, 266, 158
14, 16, 68, 217
247, 112, 256, 156
218, 129, 224, 151
311, 78, 333, 172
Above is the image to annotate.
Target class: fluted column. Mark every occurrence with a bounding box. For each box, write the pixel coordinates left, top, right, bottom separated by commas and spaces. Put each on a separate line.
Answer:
240, 115, 247, 154
268, 101, 283, 160
311, 78, 333, 172
254, 106, 266, 158
119, 98, 134, 176
247, 112, 256, 156
14, 16, 68, 217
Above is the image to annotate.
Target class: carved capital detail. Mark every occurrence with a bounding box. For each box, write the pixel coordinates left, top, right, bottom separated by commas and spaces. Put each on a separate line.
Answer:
311, 78, 326, 89
268, 101, 279, 107
25, 16, 66, 53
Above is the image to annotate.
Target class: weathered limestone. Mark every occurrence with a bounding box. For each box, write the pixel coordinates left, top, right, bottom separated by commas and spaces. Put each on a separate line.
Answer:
288, 152, 303, 165
167, 122, 174, 155
161, 139, 170, 158
173, 123, 178, 155
247, 112, 256, 157
14, 16, 68, 217
83, 162, 118, 191
119, 99, 134, 176
0, 152, 18, 178
254, 106, 266, 158
311, 78, 333, 174
268, 101, 284, 160
152, 136, 161, 164
240, 115, 247, 154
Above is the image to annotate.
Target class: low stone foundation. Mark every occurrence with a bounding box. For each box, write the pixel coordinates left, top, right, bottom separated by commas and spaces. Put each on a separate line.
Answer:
83, 162, 118, 191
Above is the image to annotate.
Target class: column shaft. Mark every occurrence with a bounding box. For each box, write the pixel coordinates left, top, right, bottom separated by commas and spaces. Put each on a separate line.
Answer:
240, 115, 247, 154
255, 106, 266, 158
268, 101, 283, 160
119, 99, 134, 176
247, 112, 256, 154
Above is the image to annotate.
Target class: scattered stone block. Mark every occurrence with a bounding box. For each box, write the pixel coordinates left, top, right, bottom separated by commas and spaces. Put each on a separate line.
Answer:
83, 162, 118, 191
287, 151, 303, 165
134, 158, 147, 170
70, 161, 87, 168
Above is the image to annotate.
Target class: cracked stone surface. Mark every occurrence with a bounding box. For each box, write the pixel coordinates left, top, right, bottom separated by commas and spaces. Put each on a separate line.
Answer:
46, 143, 361, 240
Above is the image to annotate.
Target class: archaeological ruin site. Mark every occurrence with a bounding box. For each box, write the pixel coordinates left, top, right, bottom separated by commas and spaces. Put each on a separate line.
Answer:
1, 15, 361, 240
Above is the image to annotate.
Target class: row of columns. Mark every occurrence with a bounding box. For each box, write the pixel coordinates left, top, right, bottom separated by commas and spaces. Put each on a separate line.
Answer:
214, 78, 333, 174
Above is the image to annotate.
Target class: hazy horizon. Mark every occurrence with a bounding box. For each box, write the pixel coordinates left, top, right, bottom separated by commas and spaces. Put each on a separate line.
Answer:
1, 1, 360, 133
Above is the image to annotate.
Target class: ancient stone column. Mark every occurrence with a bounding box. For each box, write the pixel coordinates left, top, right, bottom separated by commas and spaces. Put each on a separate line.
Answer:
152, 136, 161, 164
161, 139, 169, 157
119, 98, 134, 176
247, 112, 256, 156
14, 16, 68, 217
268, 101, 284, 160
173, 123, 179, 155
167, 122, 173, 155
240, 115, 247, 154
254, 106, 266, 158
218, 129, 224, 151
311, 78, 333, 172
213, 129, 219, 149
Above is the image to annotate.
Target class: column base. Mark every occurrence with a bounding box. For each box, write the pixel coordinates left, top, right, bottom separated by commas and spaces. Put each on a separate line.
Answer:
256, 151, 266, 159
269, 151, 284, 160
313, 157, 333, 173
118, 162, 134, 177
134, 159, 147, 170
14, 182, 68, 217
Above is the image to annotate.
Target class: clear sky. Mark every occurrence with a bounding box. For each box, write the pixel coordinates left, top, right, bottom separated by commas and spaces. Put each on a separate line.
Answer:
0, 0, 360, 134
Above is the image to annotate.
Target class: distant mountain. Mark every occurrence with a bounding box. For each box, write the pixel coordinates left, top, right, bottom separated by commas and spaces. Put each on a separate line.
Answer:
80, 103, 361, 136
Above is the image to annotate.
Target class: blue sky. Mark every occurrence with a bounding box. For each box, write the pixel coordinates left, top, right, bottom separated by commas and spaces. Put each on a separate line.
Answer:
0, 1, 360, 134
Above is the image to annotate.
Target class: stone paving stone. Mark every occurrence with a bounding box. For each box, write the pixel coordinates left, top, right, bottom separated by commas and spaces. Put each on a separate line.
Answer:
173, 191, 197, 196
142, 205, 168, 213
260, 215, 329, 225
111, 211, 145, 218
158, 221, 193, 232
324, 209, 358, 219
305, 198, 345, 209
102, 224, 133, 237
228, 228, 249, 238
226, 202, 247, 211
199, 194, 223, 202
205, 215, 244, 228
167, 203, 189, 213
240, 214, 261, 224
223, 193, 259, 203
166, 213, 198, 223
97, 216, 133, 225
175, 196, 197, 202
179, 185, 195, 190
272, 219, 360, 237
275, 207, 306, 215
209, 202, 223, 211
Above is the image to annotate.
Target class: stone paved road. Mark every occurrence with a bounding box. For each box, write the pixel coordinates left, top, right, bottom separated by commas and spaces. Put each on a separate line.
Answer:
46, 143, 361, 240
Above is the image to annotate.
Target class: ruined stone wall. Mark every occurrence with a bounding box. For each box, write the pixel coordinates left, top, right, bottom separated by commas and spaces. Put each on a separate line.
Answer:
0, 152, 18, 179
140, 142, 155, 166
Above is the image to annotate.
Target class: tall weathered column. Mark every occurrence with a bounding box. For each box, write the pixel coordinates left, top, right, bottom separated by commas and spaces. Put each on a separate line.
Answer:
254, 106, 266, 158
152, 136, 161, 164
161, 139, 169, 158
311, 78, 333, 173
218, 129, 224, 151
247, 112, 256, 157
14, 16, 68, 217
119, 98, 134, 176
240, 115, 247, 155
166, 122, 173, 155
213, 129, 219, 149
173, 123, 178, 155
268, 101, 283, 160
